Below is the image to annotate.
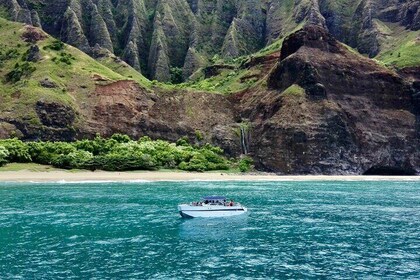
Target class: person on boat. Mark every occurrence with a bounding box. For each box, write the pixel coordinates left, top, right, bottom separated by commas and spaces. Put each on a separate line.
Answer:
229, 200, 234, 206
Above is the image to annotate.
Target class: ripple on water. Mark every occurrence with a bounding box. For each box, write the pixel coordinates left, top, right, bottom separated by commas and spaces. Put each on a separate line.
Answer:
0, 180, 419, 279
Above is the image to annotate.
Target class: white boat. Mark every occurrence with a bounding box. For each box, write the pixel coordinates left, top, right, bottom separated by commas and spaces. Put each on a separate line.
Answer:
178, 196, 247, 218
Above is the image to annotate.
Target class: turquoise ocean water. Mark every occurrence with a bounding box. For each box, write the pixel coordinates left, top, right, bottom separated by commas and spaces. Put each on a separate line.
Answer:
0, 180, 419, 279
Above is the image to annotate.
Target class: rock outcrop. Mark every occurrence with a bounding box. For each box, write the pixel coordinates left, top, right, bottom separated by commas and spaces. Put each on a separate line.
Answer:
238, 25, 419, 174
88, 4, 114, 53
60, 7, 91, 54
182, 47, 205, 79
123, 41, 141, 72
1, 100, 78, 142
25, 44, 41, 62
148, 12, 171, 82
76, 80, 241, 156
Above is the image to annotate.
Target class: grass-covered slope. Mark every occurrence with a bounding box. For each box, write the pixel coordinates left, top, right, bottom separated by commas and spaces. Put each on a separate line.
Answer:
0, 18, 150, 136
374, 21, 420, 69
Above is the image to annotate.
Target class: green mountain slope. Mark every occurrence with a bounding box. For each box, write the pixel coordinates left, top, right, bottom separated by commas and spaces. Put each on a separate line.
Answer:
0, 17, 150, 138
374, 21, 420, 68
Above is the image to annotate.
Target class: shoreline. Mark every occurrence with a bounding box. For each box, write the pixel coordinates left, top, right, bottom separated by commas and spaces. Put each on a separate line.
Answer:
0, 170, 419, 183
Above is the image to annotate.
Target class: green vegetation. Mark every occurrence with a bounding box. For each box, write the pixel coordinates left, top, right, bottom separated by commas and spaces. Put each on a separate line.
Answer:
195, 130, 204, 141
0, 146, 9, 166
0, 49, 19, 67
375, 23, 420, 68
170, 67, 183, 84
254, 38, 284, 57
180, 67, 259, 94
0, 134, 234, 172
172, 25, 306, 94
5, 62, 36, 83
0, 138, 32, 162
51, 52, 76, 65
238, 156, 253, 173
43, 40, 65, 51
282, 84, 305, 97
0, 6, 9, 19
373, 19, 392, 35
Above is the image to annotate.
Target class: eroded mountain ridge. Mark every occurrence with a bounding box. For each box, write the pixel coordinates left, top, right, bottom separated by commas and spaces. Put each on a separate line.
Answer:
2, 0, 419, 81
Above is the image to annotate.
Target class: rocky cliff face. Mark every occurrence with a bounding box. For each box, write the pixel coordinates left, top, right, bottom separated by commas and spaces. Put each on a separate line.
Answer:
238, 25, 419, 174
75, 80, 241, 156
2, 0, 418, 81
344, 0, 420, 57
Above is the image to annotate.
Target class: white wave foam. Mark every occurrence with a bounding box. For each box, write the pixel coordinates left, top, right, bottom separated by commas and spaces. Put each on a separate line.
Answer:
1, 179, 153, 184
0, 176, 418, 185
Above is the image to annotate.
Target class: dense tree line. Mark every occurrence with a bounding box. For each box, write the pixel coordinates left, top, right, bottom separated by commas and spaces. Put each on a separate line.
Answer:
0, 134, 253, 172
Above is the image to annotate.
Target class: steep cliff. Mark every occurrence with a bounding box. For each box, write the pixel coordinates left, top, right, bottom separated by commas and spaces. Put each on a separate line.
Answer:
239, 25, 419, 174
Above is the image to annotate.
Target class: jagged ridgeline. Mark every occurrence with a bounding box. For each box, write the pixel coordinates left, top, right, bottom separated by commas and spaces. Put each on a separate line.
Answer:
1, 0, 419, 83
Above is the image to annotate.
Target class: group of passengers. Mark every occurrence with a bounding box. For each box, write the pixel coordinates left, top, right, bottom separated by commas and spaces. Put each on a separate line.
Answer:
191, 200, 234, 206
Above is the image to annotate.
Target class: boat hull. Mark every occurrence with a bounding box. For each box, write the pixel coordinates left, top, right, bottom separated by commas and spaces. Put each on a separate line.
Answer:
178, 204, 247, 218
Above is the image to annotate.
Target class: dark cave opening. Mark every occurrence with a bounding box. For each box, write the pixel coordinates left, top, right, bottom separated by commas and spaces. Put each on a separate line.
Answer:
363, 166, 417, 176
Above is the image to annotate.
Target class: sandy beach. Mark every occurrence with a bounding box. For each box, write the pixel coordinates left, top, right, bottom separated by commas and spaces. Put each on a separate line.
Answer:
0, 170, 419, 182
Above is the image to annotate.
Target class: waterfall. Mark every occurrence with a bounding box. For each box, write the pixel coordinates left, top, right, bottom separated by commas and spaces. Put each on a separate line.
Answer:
240, 126, 249, 155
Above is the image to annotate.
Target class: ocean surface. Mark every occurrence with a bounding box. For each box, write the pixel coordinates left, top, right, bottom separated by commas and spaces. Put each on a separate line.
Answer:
0, 180, 419, 279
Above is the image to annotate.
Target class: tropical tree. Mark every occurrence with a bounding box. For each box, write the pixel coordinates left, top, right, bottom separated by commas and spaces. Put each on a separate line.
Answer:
0, 146, 9, 166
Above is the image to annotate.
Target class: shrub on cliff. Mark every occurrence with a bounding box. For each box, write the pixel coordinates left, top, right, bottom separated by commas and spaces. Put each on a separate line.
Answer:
111, 133, 131, 143
176, 136, 190, 146
43, 40, 64, 51
170, 67, 183, 84
5, 62, 36, 83
238, 156, 254, 172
